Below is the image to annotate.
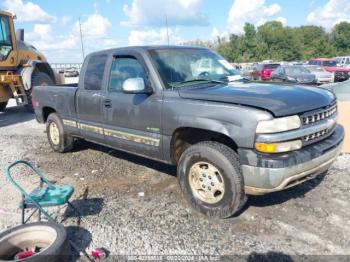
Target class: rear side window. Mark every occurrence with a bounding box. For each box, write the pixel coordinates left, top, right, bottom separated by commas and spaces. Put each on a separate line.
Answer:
84, 54, 107, 90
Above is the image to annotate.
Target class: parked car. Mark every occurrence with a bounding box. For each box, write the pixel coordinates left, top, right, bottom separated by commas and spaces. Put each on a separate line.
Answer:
64, 67, 79, 77
334, 56, 350, 68
305, 65, 333, 84
33, 46, 344, 218
308, 58, 350, 82
241, 64, 257, 79
251, 63, 280, 80
271, 65, 316, 85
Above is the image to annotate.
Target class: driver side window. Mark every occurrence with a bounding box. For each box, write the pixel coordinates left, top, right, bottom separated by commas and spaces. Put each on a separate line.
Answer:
108, 56, 146, 92
0, 16, 13, 61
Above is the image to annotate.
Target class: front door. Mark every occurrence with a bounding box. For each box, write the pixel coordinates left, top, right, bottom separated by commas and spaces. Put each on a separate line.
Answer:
103, 54, 162, 159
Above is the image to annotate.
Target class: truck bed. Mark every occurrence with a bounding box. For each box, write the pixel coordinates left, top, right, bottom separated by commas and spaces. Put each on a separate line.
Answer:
33, 85, 78, 121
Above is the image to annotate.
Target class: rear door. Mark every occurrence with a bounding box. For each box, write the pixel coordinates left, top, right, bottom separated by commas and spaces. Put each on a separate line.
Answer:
76, 54, 108, 143
103, 52, 162, 159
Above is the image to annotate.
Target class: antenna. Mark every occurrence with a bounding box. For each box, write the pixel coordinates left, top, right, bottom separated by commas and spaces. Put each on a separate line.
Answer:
165, 14, 170, 46
78, 17, 85, 61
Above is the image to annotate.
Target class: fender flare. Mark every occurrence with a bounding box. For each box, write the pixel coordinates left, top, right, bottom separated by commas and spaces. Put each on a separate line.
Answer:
18, 60, 56, 91
170, 116, 242, 142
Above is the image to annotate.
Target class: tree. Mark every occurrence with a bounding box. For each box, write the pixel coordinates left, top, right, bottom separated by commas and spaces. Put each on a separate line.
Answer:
294, 26, 335, 59
332, 22, 350, 55
256, 21, 302, 61
215, 20, 348, 62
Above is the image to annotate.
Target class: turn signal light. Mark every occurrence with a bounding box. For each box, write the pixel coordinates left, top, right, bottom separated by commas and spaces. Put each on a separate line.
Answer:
255, 140, 302, 153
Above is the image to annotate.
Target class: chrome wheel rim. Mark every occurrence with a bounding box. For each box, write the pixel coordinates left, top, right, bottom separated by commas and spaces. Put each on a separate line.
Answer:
49, 122, 60, 145
189, 161, 225, 204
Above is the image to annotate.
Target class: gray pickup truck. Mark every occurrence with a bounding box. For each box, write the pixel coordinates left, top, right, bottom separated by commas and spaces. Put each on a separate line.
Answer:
33, 46, 344, 218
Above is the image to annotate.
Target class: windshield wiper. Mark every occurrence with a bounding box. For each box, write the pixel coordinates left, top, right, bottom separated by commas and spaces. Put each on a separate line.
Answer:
173, 79, 225, 88
220, 75, 249, 82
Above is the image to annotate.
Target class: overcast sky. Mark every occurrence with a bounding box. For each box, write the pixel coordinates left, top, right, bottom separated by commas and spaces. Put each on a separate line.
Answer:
1, 0, 349, 63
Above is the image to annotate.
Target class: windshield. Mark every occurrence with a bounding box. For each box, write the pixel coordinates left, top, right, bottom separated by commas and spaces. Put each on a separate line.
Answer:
0, 15, 13, 61
322, 60, 337, 67
285, 66, 310, 75
264, 64, 280, 69
150, 48, 240, 89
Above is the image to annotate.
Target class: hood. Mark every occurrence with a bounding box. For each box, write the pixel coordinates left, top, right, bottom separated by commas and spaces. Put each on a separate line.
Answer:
314, 71, 333, 78
288, 73, 315, 82
323, 66, 350, 72
178, 82, 335, 117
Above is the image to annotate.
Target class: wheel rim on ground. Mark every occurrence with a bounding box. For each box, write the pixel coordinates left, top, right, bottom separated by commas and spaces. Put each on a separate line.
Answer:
0, 225, 58, 260
189, 161, 225, 204
49, 122, 60, 145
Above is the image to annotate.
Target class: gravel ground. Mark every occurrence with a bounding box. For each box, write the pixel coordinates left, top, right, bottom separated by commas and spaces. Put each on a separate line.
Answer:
0, 100, 350, 261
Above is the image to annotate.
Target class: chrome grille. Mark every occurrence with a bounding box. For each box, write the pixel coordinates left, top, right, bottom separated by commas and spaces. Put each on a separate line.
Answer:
303, 128, 330, 143
301, 103, 337, 126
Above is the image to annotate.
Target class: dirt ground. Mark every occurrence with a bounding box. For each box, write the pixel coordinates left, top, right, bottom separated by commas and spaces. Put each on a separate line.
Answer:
0, 100, 350, 261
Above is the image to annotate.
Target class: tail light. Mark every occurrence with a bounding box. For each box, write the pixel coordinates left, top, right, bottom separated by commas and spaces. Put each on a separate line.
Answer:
261, 69, 269, 76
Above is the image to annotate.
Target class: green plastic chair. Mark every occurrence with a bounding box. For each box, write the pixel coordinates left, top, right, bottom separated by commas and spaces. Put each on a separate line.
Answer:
6, 160, 77, 224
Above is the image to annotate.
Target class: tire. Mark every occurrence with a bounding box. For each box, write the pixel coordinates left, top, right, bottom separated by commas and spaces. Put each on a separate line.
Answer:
26, 72, 54, 112
177, 141, 247, 219
46, 113, 74, 153
0, 222, 70, 262
0, 102, 7, 112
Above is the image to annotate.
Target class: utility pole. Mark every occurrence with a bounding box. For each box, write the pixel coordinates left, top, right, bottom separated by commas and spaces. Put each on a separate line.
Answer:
165, 14, 170, 46
78, 17, 85, 61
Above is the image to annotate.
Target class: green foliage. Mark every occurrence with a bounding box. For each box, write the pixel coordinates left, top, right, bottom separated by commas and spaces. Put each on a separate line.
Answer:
212, 21, 350, 62
332, 22, 350, 55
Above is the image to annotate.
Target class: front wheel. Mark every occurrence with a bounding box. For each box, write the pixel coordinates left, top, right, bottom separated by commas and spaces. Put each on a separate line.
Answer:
46, 113, 74, 153
177, 141, 247, 218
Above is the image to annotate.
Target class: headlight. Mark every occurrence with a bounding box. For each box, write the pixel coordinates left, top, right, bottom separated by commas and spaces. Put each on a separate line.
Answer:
255, 140, 302, 153
256, 115, 301, 134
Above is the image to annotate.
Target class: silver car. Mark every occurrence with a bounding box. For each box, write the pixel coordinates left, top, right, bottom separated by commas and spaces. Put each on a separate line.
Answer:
305, 65, 333, 84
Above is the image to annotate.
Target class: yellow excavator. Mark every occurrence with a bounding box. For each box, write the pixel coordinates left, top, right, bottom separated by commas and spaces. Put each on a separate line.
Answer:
0, 10, 62, 112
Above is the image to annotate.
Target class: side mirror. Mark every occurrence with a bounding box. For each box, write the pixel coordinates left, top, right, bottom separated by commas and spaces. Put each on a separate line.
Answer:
122, 77, 152, 94
16, 29, 24, 42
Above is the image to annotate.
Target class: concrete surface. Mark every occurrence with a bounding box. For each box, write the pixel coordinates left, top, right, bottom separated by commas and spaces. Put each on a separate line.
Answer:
0, 100, 349, 260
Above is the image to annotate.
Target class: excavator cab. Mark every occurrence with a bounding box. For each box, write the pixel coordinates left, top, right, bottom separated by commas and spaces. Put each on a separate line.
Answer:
0, 11, 17, 67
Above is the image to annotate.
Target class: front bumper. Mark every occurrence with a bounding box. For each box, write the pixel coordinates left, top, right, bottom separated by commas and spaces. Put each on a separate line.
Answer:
239, 124, 344, 195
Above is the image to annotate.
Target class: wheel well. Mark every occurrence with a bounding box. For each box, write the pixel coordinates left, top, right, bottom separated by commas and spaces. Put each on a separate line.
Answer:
34, 63, 56, 83
170, 127, 238, 164
42, 107, 56, 122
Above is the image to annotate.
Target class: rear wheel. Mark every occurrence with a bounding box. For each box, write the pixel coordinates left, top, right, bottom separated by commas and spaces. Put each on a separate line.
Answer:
26, 72, 54, 112
0, 102, 8, 112
46, 113, 74, 153
177, 141, 247, 218
0, 222, 70, 262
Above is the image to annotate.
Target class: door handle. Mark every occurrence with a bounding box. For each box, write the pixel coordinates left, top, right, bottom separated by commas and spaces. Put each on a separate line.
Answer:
104, 99, 112, 108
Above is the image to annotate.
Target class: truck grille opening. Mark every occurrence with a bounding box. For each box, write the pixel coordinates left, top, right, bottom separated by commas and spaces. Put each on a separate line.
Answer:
301, 103, 337, 126
303, 128, 331, 144
334, 71, 350, 81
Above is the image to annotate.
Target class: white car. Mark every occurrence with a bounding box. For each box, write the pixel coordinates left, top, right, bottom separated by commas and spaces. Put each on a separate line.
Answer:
305, 65, 333, 84
334, 56, 350, 68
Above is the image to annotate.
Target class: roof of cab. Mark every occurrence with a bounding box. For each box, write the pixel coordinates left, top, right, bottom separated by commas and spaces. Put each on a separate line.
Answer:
86, 45, 209, 57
